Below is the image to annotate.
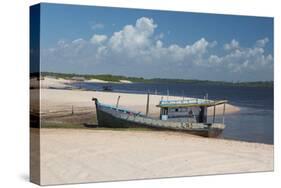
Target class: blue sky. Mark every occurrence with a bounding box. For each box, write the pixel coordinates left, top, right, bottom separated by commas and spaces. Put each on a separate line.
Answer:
40, 3, 274, 81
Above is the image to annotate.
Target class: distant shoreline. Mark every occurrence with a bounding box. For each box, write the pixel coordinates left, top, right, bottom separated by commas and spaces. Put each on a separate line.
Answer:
32, 72, 273, 88
31, 77, 241, 116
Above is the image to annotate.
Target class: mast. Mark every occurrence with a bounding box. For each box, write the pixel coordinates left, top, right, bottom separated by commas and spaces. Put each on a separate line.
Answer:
146, 92, 150, 116
116, 96, 120, 109
222, 103, 226, 124
213, 104, 216, 123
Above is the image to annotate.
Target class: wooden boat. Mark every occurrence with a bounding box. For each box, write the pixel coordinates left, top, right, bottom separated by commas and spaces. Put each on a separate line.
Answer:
92, 95, 227, 137
102, 85, 113, 91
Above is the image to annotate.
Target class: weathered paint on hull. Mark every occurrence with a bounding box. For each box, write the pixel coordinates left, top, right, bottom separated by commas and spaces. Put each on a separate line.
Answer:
96, 106, 143, 128
94, 101, 224, 138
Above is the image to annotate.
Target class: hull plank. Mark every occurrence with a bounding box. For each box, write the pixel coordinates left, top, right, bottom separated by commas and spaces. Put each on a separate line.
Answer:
93, 98, 225, 137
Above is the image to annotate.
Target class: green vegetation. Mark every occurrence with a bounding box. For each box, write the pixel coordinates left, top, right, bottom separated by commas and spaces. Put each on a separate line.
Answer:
41, 72, 273, 88
150, 78, 273, 88
41, 72, 146, 82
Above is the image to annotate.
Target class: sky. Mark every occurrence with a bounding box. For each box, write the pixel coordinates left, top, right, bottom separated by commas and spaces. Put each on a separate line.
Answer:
39, 3, 274, 81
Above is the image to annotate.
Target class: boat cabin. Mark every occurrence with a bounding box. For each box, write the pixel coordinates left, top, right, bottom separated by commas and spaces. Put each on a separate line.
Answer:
156, 98, 227, 123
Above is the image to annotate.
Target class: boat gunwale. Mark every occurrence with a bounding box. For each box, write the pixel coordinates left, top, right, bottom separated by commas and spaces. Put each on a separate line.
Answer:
97, 102, 225, 130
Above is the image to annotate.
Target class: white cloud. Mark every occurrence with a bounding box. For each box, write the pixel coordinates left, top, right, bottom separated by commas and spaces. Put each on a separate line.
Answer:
91, 23, 104, 30
57, 39, 68, 48
209, 41, 218, 48
93, 17, 213, 63
108, 17, 157, 56
72, 38, 85, 44
155, 33, 164, 40
41, 17, 273, 81
208, 55, 222, 65
189, 38, 209, 55
208, 38, 273, 73
90, 34, 108, 44
136, 17, 157, 35
156, 40, 163, 48
224, 39, 239, 50
255, 37, 269, 48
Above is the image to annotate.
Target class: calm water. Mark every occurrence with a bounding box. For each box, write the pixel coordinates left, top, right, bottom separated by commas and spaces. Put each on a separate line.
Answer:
73, 82, 274, 144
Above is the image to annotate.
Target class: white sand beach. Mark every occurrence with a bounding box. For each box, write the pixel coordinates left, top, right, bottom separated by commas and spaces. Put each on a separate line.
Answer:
30, 77, 76, 89
119, 79, 133, 83
30, 77, 133, 90
84, 78, 109, 83
29, 77, 273, 185
37, 88, 239, 116
38, 128, 273, 185
30, 77, 240, 116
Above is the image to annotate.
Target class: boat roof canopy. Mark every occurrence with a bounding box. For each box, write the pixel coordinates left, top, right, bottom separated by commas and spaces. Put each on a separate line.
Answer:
156, 99, 227, 108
